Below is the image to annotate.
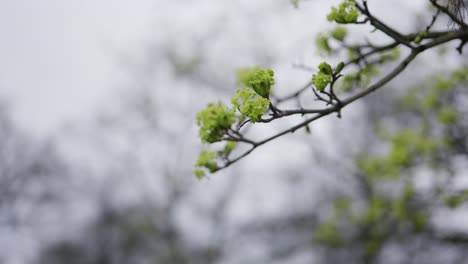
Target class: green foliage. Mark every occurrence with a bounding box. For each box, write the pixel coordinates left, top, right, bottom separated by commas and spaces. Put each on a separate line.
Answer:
365, 237, 383, 257
237, 67, 275, 98
312, 65, 468, 255
315, 34, 333, 55
196, 102, 236, 144
364, 222, 387, 256
445, 190, 468, 208
312, 72, 332, 92
193, 124, 237, 180
400, 90, 419, 109
401, 68, 468, 113
422, 90, 439, 109
361, 195, 387, 223
314, 197, 352, 247
380, 48, 401, 62
338, 48, 398, 92
194, 150, 218, 179
231, 87, 270, 123
437, 106, 458, 124
342, 68, 468, 255
327, 1, 359, 24
334, 197, 350, 213
318, 62, 333, 75
314, 187, 429, 257
193, 0, 468, 256
339, 65, 380, 92
358, 129, 444, 179
413, 32, 428, 44
392, 183, 414, 221
352, 196, 389, 256
193, 169, 206, 180
194, 67, 276, 178
391, 130, 442, 155
223, 141, 236, 155
314, 220, 343, 246
452, 68, 468, 83
313, 195, 429, 258
290, 0, 299, 8
412, 212, 429, 231
315, 27, 348, 56
335, 61, 345, 74
390, 183, 428, 232
347, 49, 358, 60
330, 26, 348, 41
312, 62, 333, 91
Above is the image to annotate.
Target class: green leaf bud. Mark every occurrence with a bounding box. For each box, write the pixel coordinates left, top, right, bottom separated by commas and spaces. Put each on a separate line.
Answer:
195, 150, 218, 173
327, 1, 359, 24
231, 87, 270, 122
196, 102, 237, 143
318, 62, 333, 75
236, 67, 275, 98
312, 72, 332, 92
414, 32, 428, 44
335, 61, 345, 74
312, 62, 333, 91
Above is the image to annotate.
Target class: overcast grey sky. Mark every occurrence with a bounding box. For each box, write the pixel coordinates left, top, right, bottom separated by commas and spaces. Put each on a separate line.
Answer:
0, 0, 426, 136
0, 0, 156, 134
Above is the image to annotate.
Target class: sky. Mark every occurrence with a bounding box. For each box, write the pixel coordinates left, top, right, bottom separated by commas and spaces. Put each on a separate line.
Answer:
0, 0, 156, 134
0, 0, 427, 136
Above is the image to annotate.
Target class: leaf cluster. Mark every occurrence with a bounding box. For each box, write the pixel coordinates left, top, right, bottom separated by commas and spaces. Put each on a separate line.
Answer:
194, 0, 468, 179
194, 67, 275, 177
327, 1, 359, 24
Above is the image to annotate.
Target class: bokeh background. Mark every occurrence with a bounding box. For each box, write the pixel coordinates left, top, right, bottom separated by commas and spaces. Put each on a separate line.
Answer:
1, 0, 467, 263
